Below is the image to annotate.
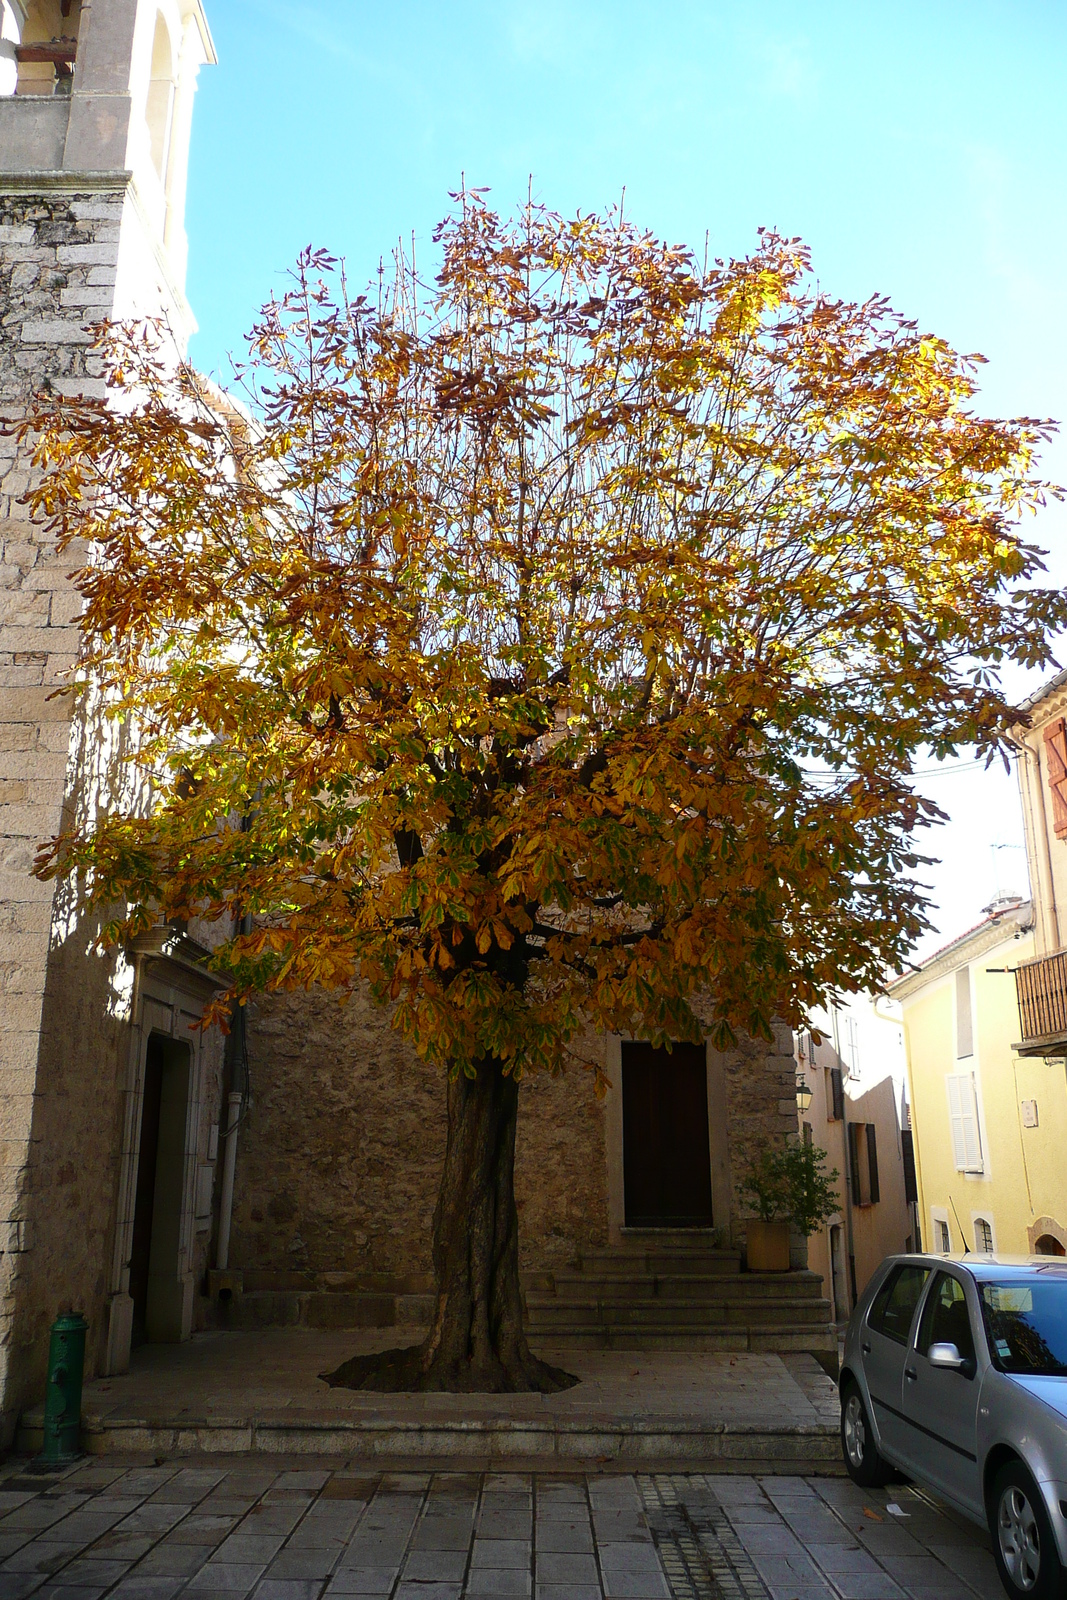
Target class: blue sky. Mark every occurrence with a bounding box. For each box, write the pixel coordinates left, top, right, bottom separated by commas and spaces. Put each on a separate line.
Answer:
184, 0, 1067, 953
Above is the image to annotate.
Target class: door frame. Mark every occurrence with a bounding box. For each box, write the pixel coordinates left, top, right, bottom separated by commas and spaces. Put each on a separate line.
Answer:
103, 929, 227, 1375
603, 1035, 733, 1244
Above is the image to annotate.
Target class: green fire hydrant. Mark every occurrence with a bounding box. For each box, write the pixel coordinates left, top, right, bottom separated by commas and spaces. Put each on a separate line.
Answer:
42, 1313, 87, 1463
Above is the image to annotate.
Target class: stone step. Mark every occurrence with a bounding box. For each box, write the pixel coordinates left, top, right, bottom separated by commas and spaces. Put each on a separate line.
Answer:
525, 1297, 833, 1330
518, 1327, 839, 1354
573, 1250, 742, 1277
543, 1273, 824, 1302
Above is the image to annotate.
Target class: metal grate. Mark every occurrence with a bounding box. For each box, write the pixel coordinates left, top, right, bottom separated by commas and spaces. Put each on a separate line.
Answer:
1015, 950, 1067, 1045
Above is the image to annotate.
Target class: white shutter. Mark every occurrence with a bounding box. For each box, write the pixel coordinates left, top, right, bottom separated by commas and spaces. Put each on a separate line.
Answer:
947, 1073, 984, 1172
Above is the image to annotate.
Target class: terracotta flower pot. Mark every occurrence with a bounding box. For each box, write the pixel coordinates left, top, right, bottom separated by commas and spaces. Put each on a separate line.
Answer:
746, 1218, 791, 1272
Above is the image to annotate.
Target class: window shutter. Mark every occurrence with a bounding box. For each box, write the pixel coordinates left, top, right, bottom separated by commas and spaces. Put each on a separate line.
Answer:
947, 1073, 983, 1172
1044, 718, 1067, 839
947, 1075, 967, 1168
955, 967, 973, 1058
901, 1128, 918, 1204
830, 1068, 844, 1121
848, 1122, 862, 1205
866, 1123, 880, 1203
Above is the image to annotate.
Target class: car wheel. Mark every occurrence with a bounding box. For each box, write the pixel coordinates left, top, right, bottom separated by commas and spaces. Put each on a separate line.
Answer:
840, 1379, 893, 1487
990, 1461, 1064, 1599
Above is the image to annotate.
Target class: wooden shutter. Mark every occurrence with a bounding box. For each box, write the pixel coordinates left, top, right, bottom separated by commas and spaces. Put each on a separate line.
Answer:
830, 1068, 845, 1122
947, 1073, 983, 1172
901, 1128, 918, 1204
1044, 719, 1067, 838
866, 1123, 880, 1203
848, 1122, 863, 1205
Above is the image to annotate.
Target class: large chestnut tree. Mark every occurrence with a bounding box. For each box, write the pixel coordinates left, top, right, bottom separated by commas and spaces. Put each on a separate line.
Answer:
28, 195, 1063, 1392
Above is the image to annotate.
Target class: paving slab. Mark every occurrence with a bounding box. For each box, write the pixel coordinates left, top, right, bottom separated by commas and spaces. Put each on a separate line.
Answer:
0, 1465, 1008, 1597
17, 1332, 840, 1473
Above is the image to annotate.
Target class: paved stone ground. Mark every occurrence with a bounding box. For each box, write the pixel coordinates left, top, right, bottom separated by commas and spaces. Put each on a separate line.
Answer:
57, 1333, 840, 1429
0, 1460, 1002, 1600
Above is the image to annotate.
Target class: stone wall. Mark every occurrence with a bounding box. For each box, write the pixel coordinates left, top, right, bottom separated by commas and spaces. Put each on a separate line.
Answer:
230, 988, 795, 1287
232, 989, 611, 1285
0, 183, 129, 1438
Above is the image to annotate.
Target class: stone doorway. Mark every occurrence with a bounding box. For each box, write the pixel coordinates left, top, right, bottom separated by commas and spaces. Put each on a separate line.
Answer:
621, 1041, 714, 1227
128, 1033, 192, 1345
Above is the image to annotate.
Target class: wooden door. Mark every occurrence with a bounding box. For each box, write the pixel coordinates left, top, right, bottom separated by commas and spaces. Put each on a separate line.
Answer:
622, 1041, 713, 1227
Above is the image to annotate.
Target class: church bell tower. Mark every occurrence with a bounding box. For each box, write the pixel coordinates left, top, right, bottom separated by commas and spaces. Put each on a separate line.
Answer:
0, 0, 215, 1443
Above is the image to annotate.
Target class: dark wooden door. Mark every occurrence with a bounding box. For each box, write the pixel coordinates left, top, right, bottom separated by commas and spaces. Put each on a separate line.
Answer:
129, 1034, 165, 1347
622, 1041, 713, 1227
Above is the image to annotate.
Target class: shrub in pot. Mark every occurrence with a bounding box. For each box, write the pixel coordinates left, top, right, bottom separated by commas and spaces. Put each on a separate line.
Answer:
742, 1141, 840, 1271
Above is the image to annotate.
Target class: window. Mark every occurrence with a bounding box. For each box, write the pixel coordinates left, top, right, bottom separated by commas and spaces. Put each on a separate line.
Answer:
917, 1272, 976, 1370
1044, 718, 1067, 839
955, 967, 973, 1058
829, 1068, 844, 1122
974, 1217, 994, 1253
868, 1263, 930, 1344
848, 1122, 880, 1206
802, 1122, 813, 1147
946, 1073, 984, 1172
934, 1215, 951, 1252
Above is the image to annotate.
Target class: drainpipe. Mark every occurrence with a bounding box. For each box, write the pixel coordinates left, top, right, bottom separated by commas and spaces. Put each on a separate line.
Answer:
215, 918, 251, 1272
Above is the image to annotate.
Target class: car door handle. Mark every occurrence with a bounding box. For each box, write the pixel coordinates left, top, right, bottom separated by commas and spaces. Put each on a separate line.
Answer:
862, 1342, 871, 1354
904, 1366, 917, 1381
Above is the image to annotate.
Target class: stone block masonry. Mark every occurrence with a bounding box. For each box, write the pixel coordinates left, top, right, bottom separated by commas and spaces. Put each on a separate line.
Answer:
0, 182, 130, 1443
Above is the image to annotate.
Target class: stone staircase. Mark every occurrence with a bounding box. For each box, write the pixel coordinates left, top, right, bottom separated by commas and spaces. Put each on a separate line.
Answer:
523, 1233, 835, 1355
211, 1232, 834, 1357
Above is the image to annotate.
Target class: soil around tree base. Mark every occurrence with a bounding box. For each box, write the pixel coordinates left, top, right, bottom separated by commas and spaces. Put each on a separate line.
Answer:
319, 1341, 580, 1394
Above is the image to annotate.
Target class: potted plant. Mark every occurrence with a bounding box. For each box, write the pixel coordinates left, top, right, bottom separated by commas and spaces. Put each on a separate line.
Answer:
742, 1141, 840, 1271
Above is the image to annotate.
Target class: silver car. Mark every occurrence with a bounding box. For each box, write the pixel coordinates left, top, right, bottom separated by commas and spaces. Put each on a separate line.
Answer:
841, 1254, 1067, 1600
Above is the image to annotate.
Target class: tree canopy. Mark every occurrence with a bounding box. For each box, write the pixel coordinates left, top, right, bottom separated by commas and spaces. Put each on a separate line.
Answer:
29, 193, 1064, 1080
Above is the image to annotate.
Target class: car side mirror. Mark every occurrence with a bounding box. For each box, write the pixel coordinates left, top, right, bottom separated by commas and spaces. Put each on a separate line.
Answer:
928, 1341, 963, 1368
928, 1341, 974, 1376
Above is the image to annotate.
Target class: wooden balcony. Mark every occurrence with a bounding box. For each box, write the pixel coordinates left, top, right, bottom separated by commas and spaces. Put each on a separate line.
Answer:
1014, 949, 1067, 1055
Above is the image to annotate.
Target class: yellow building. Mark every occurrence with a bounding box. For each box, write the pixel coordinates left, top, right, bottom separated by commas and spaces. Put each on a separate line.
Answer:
889, 898, 1067, 1258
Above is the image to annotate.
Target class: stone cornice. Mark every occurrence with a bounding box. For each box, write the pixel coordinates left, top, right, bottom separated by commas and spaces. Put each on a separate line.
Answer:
0, 169, 132, 192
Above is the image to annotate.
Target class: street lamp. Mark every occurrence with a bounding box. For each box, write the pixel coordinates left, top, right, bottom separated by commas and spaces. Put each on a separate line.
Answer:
795, 1073, 813, 1114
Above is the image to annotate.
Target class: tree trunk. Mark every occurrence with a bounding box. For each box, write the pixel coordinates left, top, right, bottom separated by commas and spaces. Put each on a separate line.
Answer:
321, 1057, 578, 1393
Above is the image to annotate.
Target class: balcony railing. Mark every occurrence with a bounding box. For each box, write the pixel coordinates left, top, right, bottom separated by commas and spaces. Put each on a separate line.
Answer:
1015, 949, 1067, 1053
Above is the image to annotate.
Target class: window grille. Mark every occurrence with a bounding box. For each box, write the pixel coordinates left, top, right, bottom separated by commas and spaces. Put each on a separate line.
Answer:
975, 1217, 994, 1253
936, 1217, 951, 1252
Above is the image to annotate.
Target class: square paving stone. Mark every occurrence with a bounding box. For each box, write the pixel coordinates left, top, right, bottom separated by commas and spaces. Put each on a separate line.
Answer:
185, 1560, 269, 1592
464, 1571, 531, 1598
828, 1576, 906, 1600
535, 1588, 602, 1600
265, 1550, 336, 1580
600, 1570, 671, 1600
254, 1583, 325, 1599
535, 1521, 594, 1552
469, 1538, 530, 1567
401, 1549, 467, 1581
0, 1577, 37, 1599
411, 1516, 474, 1550
214, 1535, 287, 1564
535, 1550, 599, 1583
107, 1581, 187, 1599
393, 1587, 461, 1600
806, 1542, 880, 1573
49, 1556, 132, 1583
322, 1569, 396, 1594
2, 1540, 81, 1573
137, 1543, 211, 1576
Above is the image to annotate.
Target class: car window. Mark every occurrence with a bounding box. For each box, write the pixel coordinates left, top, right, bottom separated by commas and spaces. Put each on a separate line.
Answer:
868, 1264, 930, 1344
979, 1280, 1067, 1377
916, 1272, 976, 1365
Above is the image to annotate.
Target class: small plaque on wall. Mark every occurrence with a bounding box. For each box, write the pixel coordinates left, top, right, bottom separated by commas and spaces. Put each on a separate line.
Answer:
1021, 1099, 1039, 1128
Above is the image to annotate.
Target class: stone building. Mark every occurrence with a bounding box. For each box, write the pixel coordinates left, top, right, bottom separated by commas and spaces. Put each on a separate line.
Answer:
0, 0, 830, 1446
